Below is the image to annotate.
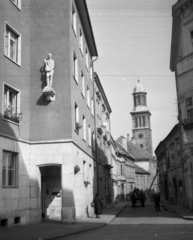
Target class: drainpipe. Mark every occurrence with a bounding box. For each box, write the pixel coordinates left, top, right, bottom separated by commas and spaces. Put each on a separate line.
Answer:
92, 56, 99, 194
174, 64, 185, 206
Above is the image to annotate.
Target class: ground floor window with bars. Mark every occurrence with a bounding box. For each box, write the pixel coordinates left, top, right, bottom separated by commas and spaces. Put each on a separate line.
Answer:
2, 151, 17, 187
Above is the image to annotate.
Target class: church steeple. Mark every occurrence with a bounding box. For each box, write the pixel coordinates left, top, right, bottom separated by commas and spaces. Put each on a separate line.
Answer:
130, 80, 153, 155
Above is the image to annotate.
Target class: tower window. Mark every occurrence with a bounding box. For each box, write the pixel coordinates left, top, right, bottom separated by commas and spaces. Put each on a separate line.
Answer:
135, 117, 138, 128
142, 116, 145, 127
140, 144, 143, 148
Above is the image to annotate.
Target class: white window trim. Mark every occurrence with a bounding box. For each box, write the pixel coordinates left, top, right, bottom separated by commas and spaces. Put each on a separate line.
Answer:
87, 86, 90, 108
85, 48, 89, 70
79, 27, 83, 55
73, 51, 78, 83
83, 115, 86, 141
2, 82, 21, 125
81, 71, 85, 98
88, 124, 91, 147
4, 22, 21, 66
10, 0, 22, 10
2, 151, 17, 187
72, 2, 77, 36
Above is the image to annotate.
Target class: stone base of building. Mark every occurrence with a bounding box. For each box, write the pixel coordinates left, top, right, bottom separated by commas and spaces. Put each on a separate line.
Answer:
61, 207, 76, 223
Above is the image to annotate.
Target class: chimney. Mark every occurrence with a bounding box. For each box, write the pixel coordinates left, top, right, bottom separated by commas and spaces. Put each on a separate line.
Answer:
127, 134, 130, 142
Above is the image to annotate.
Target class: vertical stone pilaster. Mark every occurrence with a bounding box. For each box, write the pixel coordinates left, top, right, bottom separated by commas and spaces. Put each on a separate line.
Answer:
61, 164, 75, 223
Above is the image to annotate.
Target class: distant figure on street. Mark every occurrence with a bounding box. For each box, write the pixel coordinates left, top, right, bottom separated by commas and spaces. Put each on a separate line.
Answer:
154, 193, 161, 212
93, 193, 103, 218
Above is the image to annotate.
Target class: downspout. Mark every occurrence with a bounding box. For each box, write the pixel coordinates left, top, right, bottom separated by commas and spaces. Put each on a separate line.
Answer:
92, 56, 99, 194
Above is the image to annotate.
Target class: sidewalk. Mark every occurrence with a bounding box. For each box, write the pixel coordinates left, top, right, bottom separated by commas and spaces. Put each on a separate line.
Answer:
0, 202, 129, 240
161, 202, 193, 220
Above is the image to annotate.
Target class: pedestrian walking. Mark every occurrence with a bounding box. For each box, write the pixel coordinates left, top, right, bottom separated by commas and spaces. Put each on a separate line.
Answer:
92, 193, 103, 218
154, 193, 161, 212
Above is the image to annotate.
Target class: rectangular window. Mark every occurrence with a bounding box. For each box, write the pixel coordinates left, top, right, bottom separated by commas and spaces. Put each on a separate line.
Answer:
186, 97, 192, 108
74, 102, 80, 132
73, 51, 78, 83
187, 108, 193, 119
10, 0, 21, 9
2, 151, 17, 187
88, 124, 91, 146
92, 132, 95, 151
83, 115, 86, 141
191, 31, 193, 47
79, 28, 83, 54
87, 86, 90, 108
90, 63, 93, 82
5, 23, 21, 65
91, 98, 94, 116
85, 48, 89, 70
4, 84, 20, 124
72, 3, 76, 35
81, 71, 85, 97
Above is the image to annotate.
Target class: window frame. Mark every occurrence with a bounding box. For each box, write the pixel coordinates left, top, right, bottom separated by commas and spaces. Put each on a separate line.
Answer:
83, 115, 86, 141
85, 48, 89, 70
73, 51, 78, 83
4, 22, 21, 66
72, 2, 77, 36
2, 150, 18, 188
81, 71, 85, 97
87, 86, 90, 108
3, 83, 21, 125
88, 124, 91, 147
79, 27, 83, 55
186, 96, 193, 120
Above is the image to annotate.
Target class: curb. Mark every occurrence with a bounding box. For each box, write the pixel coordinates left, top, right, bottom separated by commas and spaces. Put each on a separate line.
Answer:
161, 203, 193, 221
45, 204, 127, 240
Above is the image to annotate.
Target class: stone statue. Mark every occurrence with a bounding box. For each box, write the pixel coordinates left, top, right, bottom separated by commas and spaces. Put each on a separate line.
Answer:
44, 53, 54, 88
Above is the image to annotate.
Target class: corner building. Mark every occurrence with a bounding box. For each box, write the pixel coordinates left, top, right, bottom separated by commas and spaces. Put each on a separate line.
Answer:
0, 0, 98, 226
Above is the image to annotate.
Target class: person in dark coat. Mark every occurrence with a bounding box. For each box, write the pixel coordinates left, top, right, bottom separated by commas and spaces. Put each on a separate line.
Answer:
154, 193, 161, 212
93, 193, 103, 218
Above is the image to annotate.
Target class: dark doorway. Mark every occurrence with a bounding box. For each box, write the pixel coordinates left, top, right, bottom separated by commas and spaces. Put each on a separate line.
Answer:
40, 165, 61, 220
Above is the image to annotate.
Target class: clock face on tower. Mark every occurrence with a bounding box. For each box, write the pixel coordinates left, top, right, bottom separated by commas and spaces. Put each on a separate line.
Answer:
139, 133, 143, 138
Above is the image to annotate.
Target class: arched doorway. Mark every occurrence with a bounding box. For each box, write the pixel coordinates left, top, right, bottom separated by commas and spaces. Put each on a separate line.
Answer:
40, 165, 62, 220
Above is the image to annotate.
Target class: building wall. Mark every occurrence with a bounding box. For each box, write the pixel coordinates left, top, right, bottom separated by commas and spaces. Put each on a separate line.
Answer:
171, 0, 193, 209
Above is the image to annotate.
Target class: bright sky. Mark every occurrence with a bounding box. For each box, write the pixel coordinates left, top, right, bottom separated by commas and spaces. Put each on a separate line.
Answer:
87, 0, 178, 154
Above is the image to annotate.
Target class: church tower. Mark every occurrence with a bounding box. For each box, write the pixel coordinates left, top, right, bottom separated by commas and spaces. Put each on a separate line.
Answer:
130, 80, 153, 155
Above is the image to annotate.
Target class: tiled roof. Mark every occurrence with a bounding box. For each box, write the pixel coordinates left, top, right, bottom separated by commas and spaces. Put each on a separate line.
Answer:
135, 164, 150, 175
116, 135, 152, 161
115, 141, 135, 161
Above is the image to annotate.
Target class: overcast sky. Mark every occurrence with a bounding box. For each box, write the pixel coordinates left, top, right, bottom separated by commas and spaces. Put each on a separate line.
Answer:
87, 0, 178, 154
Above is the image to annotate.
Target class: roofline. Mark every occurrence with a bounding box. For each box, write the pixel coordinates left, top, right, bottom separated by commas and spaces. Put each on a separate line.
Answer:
94, 72, 112, 113
75, 0, 98, 57
154, 123, 179, 154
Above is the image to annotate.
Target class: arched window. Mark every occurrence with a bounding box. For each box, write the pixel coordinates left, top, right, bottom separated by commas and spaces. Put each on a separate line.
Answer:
138, 95, 140, 105
135, 117, 138, 128
139, 117, 141, 127
143, 116, 145, 127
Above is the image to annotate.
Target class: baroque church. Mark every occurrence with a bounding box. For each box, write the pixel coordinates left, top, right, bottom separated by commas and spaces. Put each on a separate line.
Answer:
117, 80, 158, 193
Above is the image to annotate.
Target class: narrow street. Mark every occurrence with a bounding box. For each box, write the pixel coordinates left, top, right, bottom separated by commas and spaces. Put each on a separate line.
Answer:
58, 201, 193, 240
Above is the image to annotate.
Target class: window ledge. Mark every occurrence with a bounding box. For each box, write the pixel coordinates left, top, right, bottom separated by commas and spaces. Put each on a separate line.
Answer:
4, 55, 21, 67
2, 186, 18, 189
73, 76, 78, 85
74, 129, 79, 135
2, 117, 20, 126
10, 0, 21, 11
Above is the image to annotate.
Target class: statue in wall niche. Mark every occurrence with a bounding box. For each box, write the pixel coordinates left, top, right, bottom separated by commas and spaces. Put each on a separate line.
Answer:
43, 53, 55, 101
44, 53, 55, 90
